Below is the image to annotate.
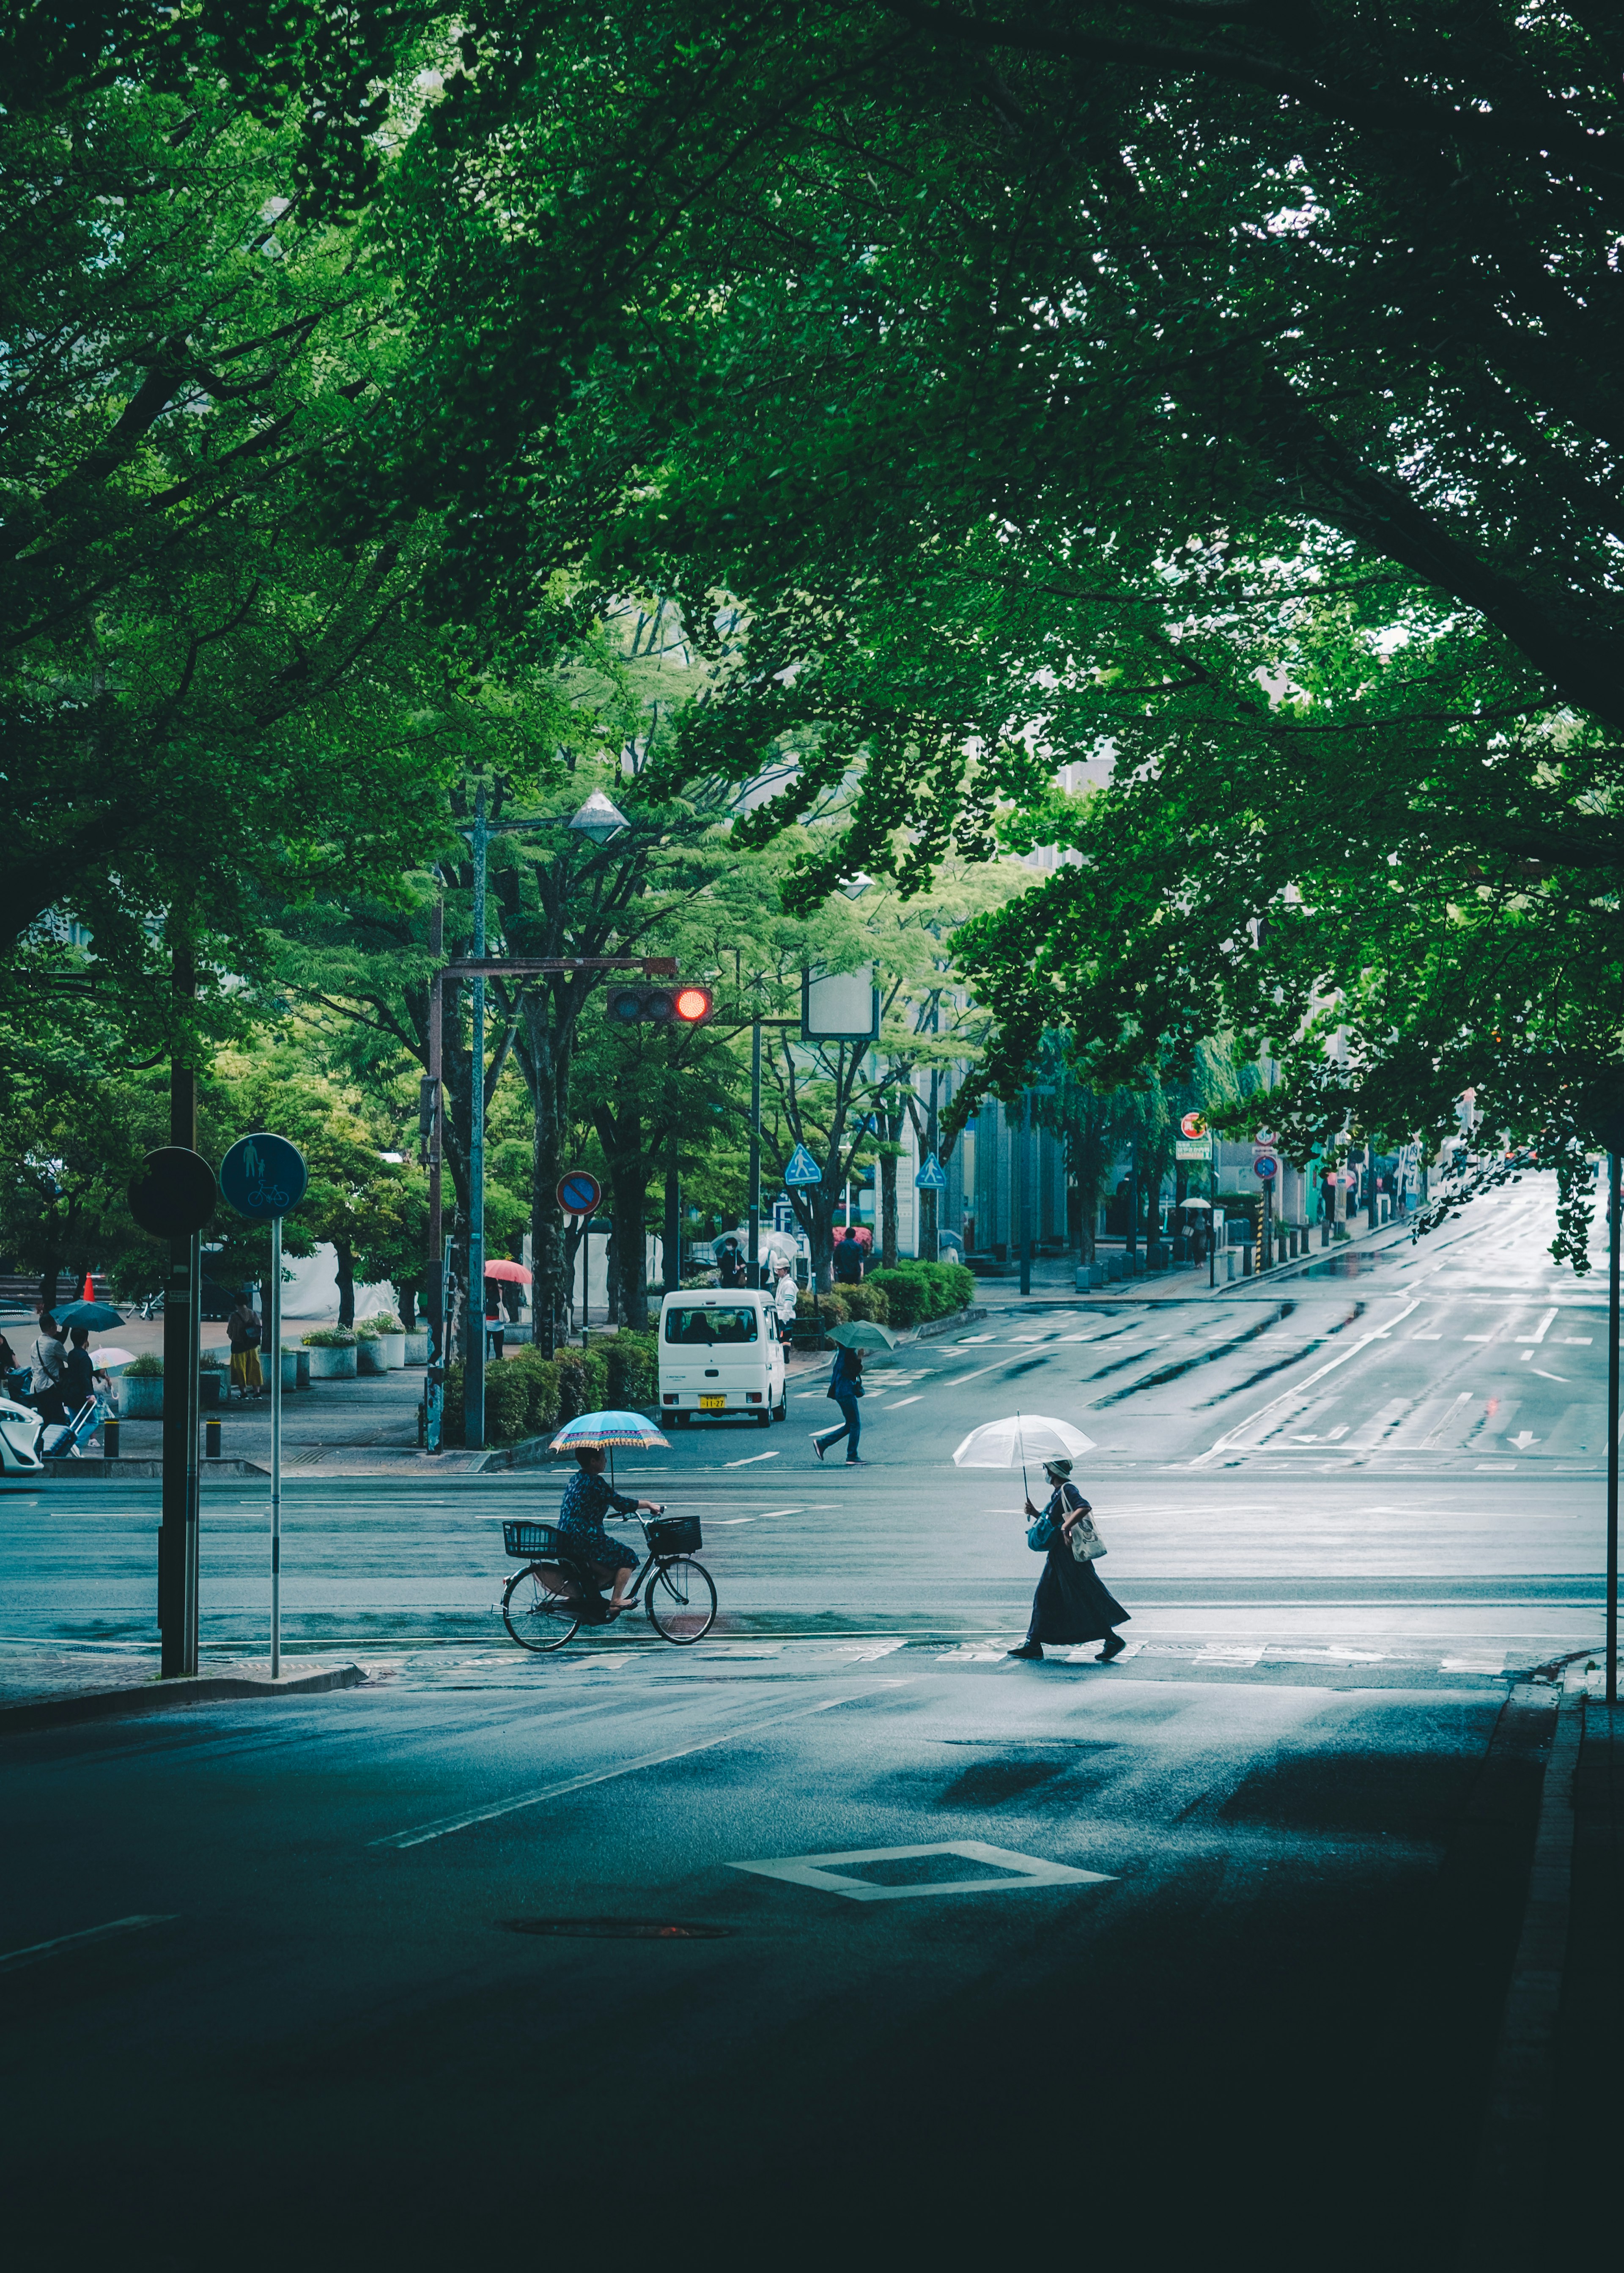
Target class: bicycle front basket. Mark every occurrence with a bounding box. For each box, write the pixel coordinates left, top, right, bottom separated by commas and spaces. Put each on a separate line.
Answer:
503, 1520, 563, 1560
648, 1514, 702, 1556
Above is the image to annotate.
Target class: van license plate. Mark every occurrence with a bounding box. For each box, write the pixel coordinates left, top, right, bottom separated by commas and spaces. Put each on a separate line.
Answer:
698, 1395, 727, 1410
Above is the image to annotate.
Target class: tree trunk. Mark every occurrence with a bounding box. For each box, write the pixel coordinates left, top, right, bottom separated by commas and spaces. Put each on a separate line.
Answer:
593, 1104, 651, 1332
880, 1151, 899, 1267
519, 994, 577, 1358
334, 1236, 356, 1327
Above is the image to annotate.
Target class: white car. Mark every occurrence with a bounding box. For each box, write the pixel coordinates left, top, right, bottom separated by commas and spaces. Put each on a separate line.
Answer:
657, 1290, 786, 1428
0, 1394, 45, 1474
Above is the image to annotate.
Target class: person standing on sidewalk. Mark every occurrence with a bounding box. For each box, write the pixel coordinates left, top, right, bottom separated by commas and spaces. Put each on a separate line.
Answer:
226, 1291, 264, 1400
833, 1228, 865, 1286
27, 1313, 69, 1426
811, 1342, 866, 1464
771, 1258, 798, 1346
1007, 1459, 1129, 1663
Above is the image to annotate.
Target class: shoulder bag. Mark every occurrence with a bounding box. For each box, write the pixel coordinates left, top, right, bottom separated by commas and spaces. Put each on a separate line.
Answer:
1026, 1515, 1058, 1552
1068, 1510, 1107, 1561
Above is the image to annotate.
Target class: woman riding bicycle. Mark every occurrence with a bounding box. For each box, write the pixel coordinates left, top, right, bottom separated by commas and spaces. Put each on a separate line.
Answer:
557, 1446, 664, 1621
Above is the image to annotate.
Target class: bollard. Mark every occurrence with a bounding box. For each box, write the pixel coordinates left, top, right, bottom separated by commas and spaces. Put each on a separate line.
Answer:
205, 1415, 222, 1460
1241, 1245, 1253, 1276
104, 1414, 120, 1459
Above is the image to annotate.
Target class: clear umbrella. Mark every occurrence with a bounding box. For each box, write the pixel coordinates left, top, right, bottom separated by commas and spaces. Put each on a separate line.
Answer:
951, 1413, 1097, 1497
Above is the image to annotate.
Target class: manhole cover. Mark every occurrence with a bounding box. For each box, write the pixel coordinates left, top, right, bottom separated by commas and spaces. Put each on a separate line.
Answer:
499, 1918, 733, 1940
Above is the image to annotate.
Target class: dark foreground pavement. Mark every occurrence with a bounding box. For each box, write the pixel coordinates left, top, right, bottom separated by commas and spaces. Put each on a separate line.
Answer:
2, 1648, 1594, 2273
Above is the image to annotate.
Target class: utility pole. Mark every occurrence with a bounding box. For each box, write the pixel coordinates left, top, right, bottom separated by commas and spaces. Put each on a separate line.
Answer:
1609, 1149, 1620, 1707
423, 894, 444, 1453
159, 951, 200, 1678
464, 782, 488, 1448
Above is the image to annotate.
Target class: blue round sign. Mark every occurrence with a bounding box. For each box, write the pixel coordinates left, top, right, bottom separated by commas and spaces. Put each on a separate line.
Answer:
220, 1132, 308, 1221
1252, 1155, 1278, 1180
557, 1169, 601, 1216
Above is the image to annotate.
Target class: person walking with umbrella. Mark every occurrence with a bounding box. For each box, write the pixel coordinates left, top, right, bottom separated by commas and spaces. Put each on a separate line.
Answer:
810, 1319, 893, 1464
1008, 1458, 1129, 1663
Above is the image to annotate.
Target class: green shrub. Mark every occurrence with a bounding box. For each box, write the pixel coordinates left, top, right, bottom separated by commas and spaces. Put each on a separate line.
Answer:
198, 1349, 227, 1371
864, 1260, 973, 1327
354, 1323, 381, 1341
484, 1359, 533, 1444
605, 1332, 656, 1408
554, 1346, 609, 1423
126, 1354, 163, 1378
362, 1309, 403, 1333
939, 1260, 977, 1311
510, 1347, 562, 1438
796, 1289, 850, 1325
441, 1360, 464, 1441
302, 1327, 356, 1349
840, 1281, 890, 1325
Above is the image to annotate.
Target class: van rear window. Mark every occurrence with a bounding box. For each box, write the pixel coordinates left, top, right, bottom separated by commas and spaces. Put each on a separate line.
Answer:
664, 1306, 759, 1344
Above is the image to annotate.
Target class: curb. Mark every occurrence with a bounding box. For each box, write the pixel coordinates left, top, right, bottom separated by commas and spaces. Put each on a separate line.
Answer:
0, 1660, 370, 1736
38, 1456, 261, 1480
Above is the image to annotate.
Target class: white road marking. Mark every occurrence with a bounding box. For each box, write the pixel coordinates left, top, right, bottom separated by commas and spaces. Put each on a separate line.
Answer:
878, 1395, 923, 1409
1529, 1369, 1570, 1384
958, 1335, 996, 1344
0, 1915, 178, 1974
1561, 1337, 1593, 1345
1520, 1349, 1535, 1361
946, 1361, 1010, 1385
727, 1839, 1114, 1904
372, 1689, 892, 1850
724, 1450, 780, 1467
1410, 1333, 1441, 1341
1516, 1308, 1558, 1343
1189, 1297, 1424, 1467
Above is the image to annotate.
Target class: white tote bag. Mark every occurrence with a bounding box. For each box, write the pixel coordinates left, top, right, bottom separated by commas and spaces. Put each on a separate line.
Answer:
1068, 1510, 1107, 1562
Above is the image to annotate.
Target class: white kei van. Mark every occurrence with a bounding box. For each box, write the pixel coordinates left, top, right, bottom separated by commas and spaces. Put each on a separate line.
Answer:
657, 1289, 786, 1428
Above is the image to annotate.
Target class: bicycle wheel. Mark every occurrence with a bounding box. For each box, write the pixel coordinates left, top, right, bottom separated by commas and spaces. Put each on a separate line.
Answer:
502, 1563, 582, 1651
644, 1557, 716, 1644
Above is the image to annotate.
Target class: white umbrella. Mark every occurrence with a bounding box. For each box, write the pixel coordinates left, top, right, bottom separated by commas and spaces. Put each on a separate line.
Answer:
951, 1413, 1097, 1497
90, 1347, 137, 1372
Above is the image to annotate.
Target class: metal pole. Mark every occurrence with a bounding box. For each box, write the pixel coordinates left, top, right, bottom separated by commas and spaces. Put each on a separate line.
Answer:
466, 784, 486, 1447
664, 1146, 680, 1292
748, 1018, 762, 1288
183, 1226, 201, 1677
1019, 1091, 1032, 1296
580, 1219, 589, 1338
426, 898, 444, 1448
270, 1213, 282, 1679
159, 987, 197, 1678
1209, 1193, 1217, 1289
1601, 1154, 1610, 1709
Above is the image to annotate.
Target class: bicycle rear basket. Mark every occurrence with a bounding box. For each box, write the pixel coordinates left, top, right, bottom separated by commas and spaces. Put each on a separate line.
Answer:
503, 1520, 563, 1560
647, 1514, 702, 1555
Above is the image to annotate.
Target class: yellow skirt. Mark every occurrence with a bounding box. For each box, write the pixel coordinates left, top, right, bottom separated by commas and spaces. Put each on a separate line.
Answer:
230, 1349, 263, 1390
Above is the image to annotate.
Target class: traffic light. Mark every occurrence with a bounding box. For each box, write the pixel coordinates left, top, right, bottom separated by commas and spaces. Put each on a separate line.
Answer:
604, 982, 715, 1026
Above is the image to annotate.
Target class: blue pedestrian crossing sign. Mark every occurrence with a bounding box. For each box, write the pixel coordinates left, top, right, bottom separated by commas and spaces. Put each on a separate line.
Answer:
914, 1152, 948, 1191
784, 1144, 823, 1186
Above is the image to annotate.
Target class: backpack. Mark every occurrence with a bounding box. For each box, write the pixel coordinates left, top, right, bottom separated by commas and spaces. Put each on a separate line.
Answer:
240, 1313, 262, 1347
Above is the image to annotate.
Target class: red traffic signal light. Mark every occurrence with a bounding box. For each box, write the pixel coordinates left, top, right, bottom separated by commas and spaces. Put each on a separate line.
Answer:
604, 982, 714, 1026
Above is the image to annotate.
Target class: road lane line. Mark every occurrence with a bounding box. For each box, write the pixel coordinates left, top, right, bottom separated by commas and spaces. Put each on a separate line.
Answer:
371, 1689, 894, 1850
945, 1361, 1011, 1384
1189, 1298, 1423, 1468
876, 1395, 923, 1409
724, 1450, 780, 1467
0, 1915, 178, 1974
1516, 1308, 1559, 1343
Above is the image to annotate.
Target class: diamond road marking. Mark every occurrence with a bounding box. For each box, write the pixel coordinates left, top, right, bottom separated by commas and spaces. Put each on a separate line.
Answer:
726, 1840, 1114, 1904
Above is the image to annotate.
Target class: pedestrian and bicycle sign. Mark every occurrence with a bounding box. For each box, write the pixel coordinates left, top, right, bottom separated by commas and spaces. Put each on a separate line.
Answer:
914, 1153, 948, 1191
220, 1132, 308, 1221
784, 1144, 823, 1186
557, 1170, 602, 1217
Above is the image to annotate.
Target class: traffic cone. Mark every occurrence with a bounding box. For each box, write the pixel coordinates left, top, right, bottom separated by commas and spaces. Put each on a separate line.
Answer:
82, 1271, 94, 1302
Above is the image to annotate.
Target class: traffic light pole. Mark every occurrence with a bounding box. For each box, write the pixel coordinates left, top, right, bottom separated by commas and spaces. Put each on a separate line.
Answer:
748, 1018, 762, 1286
159, 1053, 199, 1678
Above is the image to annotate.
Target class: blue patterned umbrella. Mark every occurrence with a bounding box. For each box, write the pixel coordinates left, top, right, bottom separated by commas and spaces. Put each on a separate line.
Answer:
549, 1409, 670, 1454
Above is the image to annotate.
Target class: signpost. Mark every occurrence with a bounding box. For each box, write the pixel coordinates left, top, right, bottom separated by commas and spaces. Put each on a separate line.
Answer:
129, 1146, 219, 1678
219, 1133, 308, 1679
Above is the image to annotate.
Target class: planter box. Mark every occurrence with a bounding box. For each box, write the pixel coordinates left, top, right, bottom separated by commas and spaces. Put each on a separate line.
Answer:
303, 1344, 357, 1380
402, 1331, 429, 1366
356, 1338, 387, 1375
198, 1372, 225, 1408
120, 1375, 163, 1418
280, 1349, 300, 1391
376, 1331, 406, 1369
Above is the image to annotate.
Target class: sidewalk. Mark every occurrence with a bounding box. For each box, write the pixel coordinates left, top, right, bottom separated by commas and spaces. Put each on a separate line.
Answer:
966, 1207, 1416, 1307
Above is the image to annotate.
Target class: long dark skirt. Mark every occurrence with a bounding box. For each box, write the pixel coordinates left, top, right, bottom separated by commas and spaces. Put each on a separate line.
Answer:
1026, 1545, 1129, 1645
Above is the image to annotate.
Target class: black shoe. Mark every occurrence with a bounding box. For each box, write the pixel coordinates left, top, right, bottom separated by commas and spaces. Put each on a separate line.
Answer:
809, 1434, 827, 1461
1097, 1635, 1127, 1662
1007, 1643, 1044, 1661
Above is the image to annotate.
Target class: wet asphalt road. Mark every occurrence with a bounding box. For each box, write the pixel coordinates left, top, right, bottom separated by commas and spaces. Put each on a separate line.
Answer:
1, 1179, 1604, 2268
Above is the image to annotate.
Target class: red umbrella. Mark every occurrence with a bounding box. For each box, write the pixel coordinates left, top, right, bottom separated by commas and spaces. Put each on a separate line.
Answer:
484, 1259, 532, 1283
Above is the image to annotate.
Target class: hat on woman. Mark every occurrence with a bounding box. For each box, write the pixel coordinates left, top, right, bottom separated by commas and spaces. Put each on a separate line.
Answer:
1042, 1456, 1073, 1479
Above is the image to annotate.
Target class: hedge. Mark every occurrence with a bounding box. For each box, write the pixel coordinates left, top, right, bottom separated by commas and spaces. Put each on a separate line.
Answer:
604, 1331, 656, 1407
864, 1259, 976, 1327
840, 1281, 890, 1325
440, 1348, 563, 1445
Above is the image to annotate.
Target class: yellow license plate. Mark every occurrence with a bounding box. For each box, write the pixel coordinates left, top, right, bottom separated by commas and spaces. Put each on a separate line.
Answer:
698, 1395, 727, 1410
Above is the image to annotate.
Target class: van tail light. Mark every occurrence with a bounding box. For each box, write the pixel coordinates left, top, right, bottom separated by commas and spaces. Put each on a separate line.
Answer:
663, 1394, 678, 1404
746, 1392, 762, 1403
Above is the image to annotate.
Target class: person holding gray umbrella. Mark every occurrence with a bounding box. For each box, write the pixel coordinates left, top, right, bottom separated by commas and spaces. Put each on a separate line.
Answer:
1008, 1458, 1130, 1663
810, 1319, 895, 1464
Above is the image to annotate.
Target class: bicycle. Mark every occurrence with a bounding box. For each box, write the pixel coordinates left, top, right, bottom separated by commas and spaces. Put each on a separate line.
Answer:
500, 1510, 716, 1651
